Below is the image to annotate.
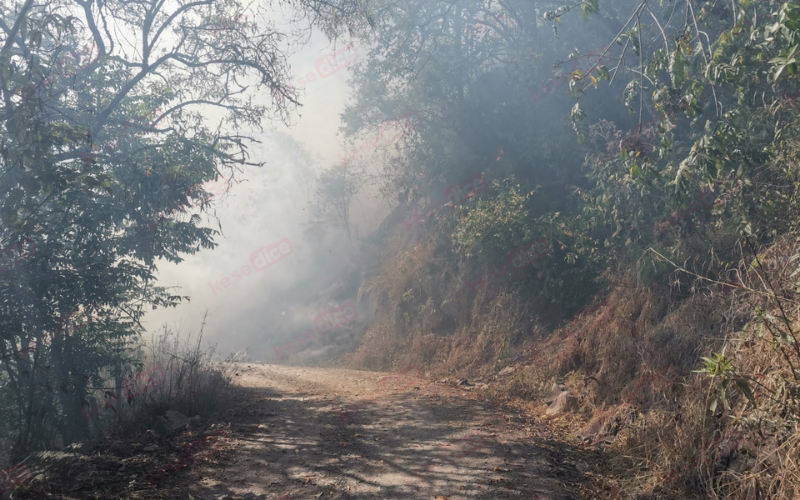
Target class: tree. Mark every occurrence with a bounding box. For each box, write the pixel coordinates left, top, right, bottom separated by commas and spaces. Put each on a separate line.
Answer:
0, 0, 297, 456
309, 164, 365, 250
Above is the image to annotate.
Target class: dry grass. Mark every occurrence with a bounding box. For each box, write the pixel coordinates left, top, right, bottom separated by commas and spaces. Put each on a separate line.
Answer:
85, 317, 243, 439
585, 250, 800, 500
348, 228, 533, 379
350, 222, 800, 500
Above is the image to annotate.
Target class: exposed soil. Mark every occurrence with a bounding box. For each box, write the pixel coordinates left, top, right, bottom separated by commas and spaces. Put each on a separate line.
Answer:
15, 363, 597, 499
179, 363, 589, 500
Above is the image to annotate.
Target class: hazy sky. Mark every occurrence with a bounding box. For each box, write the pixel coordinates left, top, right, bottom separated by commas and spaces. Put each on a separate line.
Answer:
141, 21, 380, 358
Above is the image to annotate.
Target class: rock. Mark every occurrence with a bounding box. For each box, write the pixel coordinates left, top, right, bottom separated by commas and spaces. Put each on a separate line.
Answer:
545, 391, 577, 415
165, 410, 191, 428
544, 383, 567, 404
578, 415, 607, 443
499, 366, 516, 376
579, 406, 636, 443
457, 379, 473, 386
153, 410, 192, 436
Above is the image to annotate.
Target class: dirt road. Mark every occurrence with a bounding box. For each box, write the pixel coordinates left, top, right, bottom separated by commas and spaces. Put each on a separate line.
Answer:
186, 364, 586, 500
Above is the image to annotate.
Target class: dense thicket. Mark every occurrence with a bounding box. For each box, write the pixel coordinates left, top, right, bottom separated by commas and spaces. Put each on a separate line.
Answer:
337, 0, 800, 316
0, 0, 306, 459
331, 1, 800, 498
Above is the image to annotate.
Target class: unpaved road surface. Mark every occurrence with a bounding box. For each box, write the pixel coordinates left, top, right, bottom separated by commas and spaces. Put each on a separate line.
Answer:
186, 364, 586, 500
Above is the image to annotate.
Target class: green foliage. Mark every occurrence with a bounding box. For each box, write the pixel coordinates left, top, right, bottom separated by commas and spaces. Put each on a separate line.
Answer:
697, 350, 756, 414
323, 0, 800, 495
337, 0, 800, 290
768, 3, 800, 82
0, 0, 294, 459
449, 179, 540, 261
445, 178, 599, 315
329, 0, 800, 433
308, 164, 365, 249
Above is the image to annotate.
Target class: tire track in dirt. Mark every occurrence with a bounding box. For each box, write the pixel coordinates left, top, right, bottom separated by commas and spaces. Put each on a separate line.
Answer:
186, 364, 585, 500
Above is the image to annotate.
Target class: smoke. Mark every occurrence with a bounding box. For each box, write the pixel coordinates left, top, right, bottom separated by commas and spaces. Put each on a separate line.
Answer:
142, 31, 383, 360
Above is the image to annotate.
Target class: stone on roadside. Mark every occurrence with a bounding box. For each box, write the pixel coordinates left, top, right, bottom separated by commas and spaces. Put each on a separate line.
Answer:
153, 410, 192, 436
545, 391, 577, 415
499, 366, 516, 376
544, 383, 567, 404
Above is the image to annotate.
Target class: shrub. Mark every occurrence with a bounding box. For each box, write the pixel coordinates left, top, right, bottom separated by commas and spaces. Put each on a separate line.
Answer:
83, 320, 242, 438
